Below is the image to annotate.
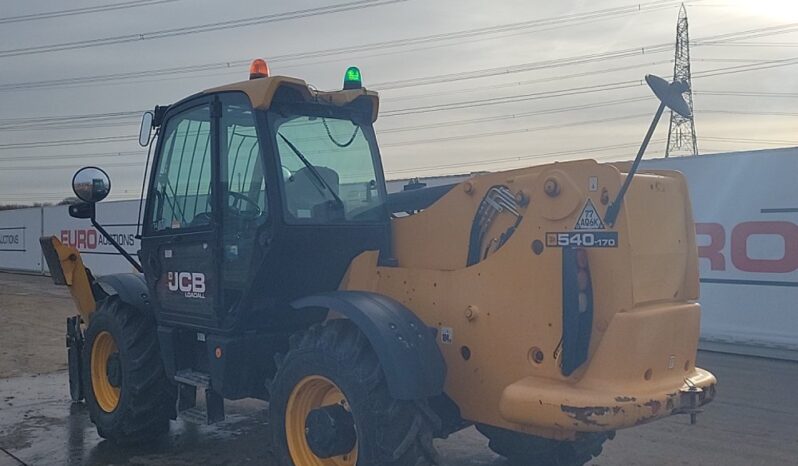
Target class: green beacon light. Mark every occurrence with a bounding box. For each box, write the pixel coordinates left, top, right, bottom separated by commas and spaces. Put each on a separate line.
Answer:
343, 66, 362, 90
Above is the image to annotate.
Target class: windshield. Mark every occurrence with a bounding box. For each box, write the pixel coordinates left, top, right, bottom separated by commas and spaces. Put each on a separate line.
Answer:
270, 108, 385, 224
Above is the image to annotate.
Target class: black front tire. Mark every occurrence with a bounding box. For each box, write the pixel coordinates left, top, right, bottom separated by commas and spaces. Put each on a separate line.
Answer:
477, 424, 613, 466
270, 320, 439, 466
82, 296, 176, 444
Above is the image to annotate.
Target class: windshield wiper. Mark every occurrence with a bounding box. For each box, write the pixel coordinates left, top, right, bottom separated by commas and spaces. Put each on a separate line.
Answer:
277, 133, 345, 210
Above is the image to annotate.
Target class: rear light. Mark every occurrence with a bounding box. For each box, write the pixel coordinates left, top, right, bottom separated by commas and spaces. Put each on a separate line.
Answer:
560, 247, 594, 376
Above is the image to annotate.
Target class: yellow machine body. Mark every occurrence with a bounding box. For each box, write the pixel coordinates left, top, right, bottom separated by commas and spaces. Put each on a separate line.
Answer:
40, 236, 96, 321
45, 74, 716, 443
340, 160, 716, 440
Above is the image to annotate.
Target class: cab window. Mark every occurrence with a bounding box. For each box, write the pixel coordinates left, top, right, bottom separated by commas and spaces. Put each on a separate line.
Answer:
149, 105, 212, 232
271, 110, 384, 224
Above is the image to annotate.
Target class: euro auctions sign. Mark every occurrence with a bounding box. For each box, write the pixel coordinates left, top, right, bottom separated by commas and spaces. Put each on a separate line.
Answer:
59, 228, 137, 252
0, 227, 25, 252
642, 148, 798, 357
42, 200, 141, 276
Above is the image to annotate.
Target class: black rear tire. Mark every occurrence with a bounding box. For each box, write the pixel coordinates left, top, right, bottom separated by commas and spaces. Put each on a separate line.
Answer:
82, 296, 176, 444
477, 424, 613, 466
270, 319, 439, 466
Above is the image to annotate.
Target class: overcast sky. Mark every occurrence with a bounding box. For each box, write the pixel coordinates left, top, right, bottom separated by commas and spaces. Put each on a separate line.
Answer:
0, 0, 796, 204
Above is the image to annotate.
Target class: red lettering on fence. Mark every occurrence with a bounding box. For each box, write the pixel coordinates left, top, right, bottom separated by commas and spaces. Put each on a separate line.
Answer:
731, 221, 798, 273
696, 221, 798, 273
696, 223, 725, 271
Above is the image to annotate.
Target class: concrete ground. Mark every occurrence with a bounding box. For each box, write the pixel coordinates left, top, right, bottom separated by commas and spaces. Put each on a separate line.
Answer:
1, 272, 797, 466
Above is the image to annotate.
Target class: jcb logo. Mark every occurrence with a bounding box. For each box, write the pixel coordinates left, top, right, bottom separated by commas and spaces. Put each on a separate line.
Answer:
167, 272, 206, 299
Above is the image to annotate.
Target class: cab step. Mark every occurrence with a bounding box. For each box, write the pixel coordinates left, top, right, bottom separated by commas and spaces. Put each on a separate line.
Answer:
174, 369, 224, 424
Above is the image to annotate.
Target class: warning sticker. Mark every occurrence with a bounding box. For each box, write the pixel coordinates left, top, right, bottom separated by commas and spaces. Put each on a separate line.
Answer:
574, 199, 605, 230
440, 327, 454, 345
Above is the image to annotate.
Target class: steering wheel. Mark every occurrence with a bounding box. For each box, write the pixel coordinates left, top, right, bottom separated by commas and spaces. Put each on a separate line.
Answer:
228, 191, 261, 217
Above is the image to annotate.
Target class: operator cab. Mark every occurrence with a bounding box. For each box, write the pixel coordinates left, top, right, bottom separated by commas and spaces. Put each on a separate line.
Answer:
133, 61, 390, 332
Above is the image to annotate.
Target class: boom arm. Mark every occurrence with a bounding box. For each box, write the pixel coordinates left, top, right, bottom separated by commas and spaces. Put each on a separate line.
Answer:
39, 236, 97, 321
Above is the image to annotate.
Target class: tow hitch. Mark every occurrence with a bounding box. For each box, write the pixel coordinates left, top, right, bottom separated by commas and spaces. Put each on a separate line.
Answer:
677, 379, 709, 424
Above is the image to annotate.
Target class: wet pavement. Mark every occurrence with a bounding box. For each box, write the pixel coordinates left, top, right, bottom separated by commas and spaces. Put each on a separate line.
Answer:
3, 273, 796, 465
1, 351, 797, 466
0, 372, 503, 466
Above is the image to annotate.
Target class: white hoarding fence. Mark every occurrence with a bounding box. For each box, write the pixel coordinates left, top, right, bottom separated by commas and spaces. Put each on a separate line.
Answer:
0, 208, 42, 273
642, 147, 798, 358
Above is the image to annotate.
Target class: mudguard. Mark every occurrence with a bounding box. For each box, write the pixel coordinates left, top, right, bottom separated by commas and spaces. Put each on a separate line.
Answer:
292, 290, 446, 400
96, 273, 151, 313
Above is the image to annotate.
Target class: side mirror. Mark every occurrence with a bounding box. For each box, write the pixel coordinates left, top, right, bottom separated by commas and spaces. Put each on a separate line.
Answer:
139, 111, 154, 147
68, 202, 95, 219
72, 166, 111, 203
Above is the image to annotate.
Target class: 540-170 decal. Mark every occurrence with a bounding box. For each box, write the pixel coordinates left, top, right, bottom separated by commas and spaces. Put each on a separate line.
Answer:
546, 231, 618, 248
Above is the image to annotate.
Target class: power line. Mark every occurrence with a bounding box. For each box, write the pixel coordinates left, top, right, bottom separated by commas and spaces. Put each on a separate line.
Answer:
3, 2, 786, 95
383, 140, 664, 176
0, 97, 652, 168
0, 0, 681, 91
696, 90, 798, 98
2, 27, 798, 158
0, 0, 408, 59
0, 135, 137, 150
2, 55, 797, 149
0, 161, 143, 171
378, 96, 650, 133
380, 61, 672, 103
0, 104, 787, 165
382, 81, 644, 116
0, 0, 179, 25
692, 22, 798, 44
0, 150, 141, 162
381, 113, 651, 147
693, 56, 798, 78
702, 109, 798, 116
696, 41, 798, 47
3, 54, 798, 152
0, 120, 141, 132
374, 22, 798, 91
380, 57, 798, 117
701, 136, 798, 145
374, 51, 669, 91
0, 14, 793, 100
0, 110, 143, 126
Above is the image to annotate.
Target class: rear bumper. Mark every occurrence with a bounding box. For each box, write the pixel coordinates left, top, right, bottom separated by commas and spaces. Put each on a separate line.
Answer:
498, 367, 716, 432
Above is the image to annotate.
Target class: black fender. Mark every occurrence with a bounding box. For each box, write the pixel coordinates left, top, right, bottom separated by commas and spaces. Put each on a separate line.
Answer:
95, 273, 151, 313
292, 290, 446, 400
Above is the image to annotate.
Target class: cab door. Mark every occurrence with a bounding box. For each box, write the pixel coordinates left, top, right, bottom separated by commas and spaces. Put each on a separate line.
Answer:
255, 107, 390, 311
217, 93, 271, 315
139, 97, 221, 328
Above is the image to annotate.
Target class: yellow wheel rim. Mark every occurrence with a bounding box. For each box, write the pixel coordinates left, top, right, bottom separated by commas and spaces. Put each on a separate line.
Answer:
91, 331, 121, 413
286, 375, 357, 466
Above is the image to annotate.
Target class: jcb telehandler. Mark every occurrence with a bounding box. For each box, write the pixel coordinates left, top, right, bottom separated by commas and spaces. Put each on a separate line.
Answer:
42, 60, 715, 465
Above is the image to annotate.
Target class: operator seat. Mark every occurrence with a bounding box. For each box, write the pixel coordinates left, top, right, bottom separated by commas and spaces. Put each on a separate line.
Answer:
284, 166, 341, 221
